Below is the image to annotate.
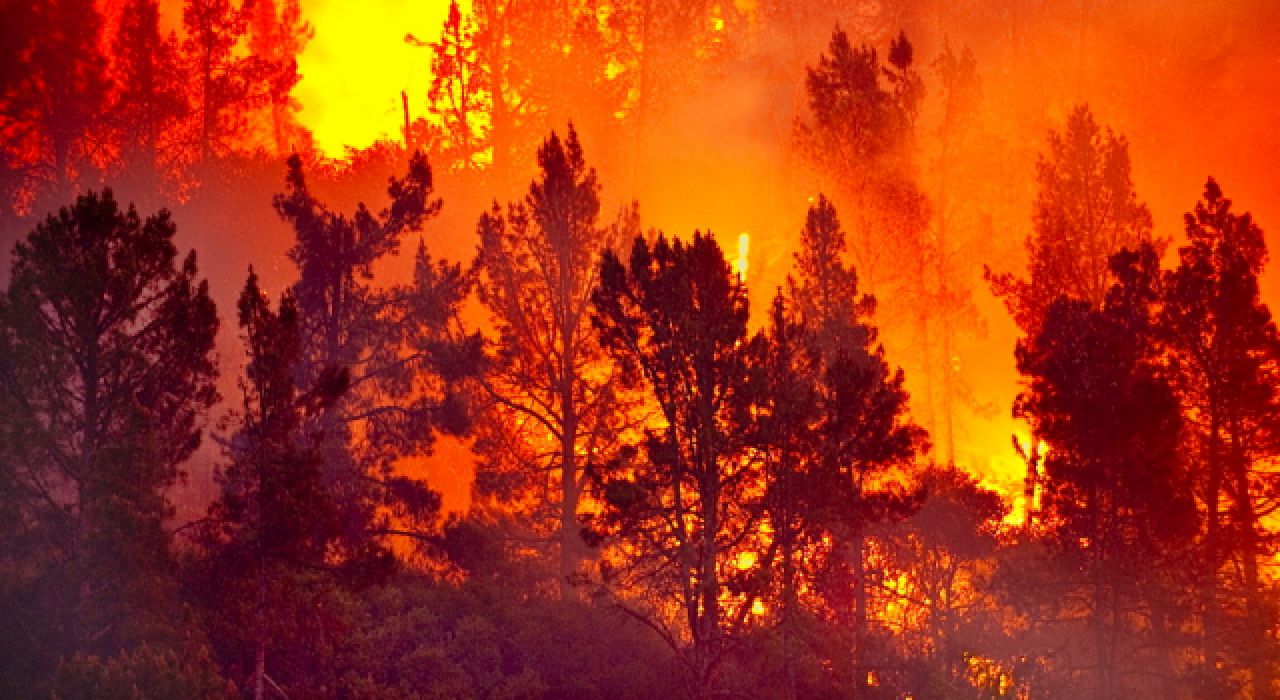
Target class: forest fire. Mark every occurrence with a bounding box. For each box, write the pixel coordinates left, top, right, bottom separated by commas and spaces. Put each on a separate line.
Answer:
1, 0, 1279, 698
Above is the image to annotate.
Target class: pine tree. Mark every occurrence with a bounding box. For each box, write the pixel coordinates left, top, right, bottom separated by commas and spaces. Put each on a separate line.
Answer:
109, 0, 190, 207
590, 231, 770, 698
795, 28, 926, 297
418, 0, 489, 171
248, 0, 311, 156
273, 151, 474, 566
796, 30, 937, 452
988, 104, 1154, 335
182, 0, 264, 163
785, 197, 925, 694
0, 0, 110, 207
1161, 178, 1280, 698
1015, 243, 1196, 698
475, 125, 637, 598
197, 271, 347, 700
0, 189, 219, 695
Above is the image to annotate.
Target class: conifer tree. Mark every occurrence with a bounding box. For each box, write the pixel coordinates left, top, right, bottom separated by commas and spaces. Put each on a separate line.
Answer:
1015, 244, 1196, 698
475, 125, 637, 597
273, 152, 474, 565
417, 0, 488, 171
183, 0, 263, 163
0, 0, 110, 206
590, 231, 769, 698
196, 271, 347, 700
248, 0, 311, 156
784, 195, 925, 693
988, 105, 1154, 335
0, 190, 219, 695
110, 0, 189, 207
795, 29, 926, 296
1161, 178, 1280, 698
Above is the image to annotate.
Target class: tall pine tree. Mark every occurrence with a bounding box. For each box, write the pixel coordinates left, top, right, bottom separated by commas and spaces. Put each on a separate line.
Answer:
0, 190, 219, 696
1161, 178, 1280, 698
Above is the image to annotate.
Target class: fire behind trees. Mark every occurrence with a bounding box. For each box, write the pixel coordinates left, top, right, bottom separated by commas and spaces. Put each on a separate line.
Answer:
1, 0, 1280, 699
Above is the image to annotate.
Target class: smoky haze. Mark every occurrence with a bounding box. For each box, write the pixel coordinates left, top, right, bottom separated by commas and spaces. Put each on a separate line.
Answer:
6, 0, 1280, 697
71, 0, 1280, 513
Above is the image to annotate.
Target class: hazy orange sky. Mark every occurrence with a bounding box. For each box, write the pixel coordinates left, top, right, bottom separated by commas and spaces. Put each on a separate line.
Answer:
145, 0, 1277, 515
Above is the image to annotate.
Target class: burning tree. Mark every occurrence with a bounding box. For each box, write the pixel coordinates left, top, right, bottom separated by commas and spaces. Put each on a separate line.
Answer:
474, 125, 638, 598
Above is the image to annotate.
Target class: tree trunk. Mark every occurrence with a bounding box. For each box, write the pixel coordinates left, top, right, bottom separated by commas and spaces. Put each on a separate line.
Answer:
559, 380, 580, 600
852, 532, 869, 698
1232, 425, 1274, 700
1203, 409, 1222, 677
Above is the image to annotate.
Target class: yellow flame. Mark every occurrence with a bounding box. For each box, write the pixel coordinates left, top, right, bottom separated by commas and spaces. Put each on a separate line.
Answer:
735, 232, 749, 279
295, 0, 456, 157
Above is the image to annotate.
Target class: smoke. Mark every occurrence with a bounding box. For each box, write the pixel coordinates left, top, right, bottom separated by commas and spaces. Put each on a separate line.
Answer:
152, 0, 1280, 503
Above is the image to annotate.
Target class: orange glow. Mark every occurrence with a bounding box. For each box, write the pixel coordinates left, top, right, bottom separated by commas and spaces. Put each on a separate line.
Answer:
171, 0, 1278, 508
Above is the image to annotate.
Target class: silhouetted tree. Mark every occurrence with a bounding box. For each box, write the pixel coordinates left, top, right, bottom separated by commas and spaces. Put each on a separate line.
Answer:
784, 195, 926, 694
1161, 178, 1280, 698
0, 190, 219, 696
414, 0, 489, 171
466, 0, 565, 193
796, 28, 926, 296
796, 30, 938, 451
196, 271, 348, 700
475, 125, 637, 597
274, 151, 475, 565
591, 231, 769, 698
1014, 244, 1197, 699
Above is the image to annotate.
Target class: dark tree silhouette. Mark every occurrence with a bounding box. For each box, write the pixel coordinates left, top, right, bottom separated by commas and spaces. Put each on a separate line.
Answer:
783, 195, 925, 694
274, 151, 474, 566
988, 104, 1154, 335
475, 125, 637, 598
590, 231, 769, 698
1015, 244, 1196, 699
196, 271, 347, 700
1161, 178, 1280, 698
0, 190, 219, 695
